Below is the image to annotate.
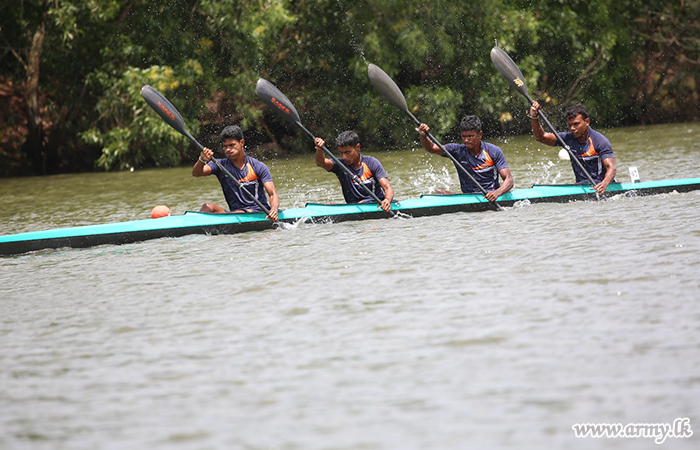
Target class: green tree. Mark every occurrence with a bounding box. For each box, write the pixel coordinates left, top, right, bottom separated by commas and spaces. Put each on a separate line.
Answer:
628, 0, 700, 123
1, 0, 697, 177
80, 65, 203, 171
80, 0, 210, 169
1, 0, 120, 175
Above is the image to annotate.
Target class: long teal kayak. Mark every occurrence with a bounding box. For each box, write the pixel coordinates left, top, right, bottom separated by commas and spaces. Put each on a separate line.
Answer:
2, 178, 699, 256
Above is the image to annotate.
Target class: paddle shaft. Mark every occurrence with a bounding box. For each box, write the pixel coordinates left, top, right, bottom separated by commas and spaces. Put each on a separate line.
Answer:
366, 64, 500, 209
187, 133, 272, 215
295, 121, 389, 208
521, 94, 599, 187
141, 85, 271, 215
489, 47, 599, 192
255, 77, 391, 213
406, 110, 502, 210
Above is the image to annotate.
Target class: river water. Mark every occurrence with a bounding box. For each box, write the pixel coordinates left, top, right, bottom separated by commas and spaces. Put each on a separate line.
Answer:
1, 123, 699, 449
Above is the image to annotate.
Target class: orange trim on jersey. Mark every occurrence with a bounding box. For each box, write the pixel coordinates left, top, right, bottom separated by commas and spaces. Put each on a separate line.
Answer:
472, 150, 495, 170
357, 162, 373, 182
238, 163, 259, 182
578, 137, 598, 157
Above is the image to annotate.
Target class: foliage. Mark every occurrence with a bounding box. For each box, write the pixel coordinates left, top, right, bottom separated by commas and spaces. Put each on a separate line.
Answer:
625, 0, 700, 123
0, 0, 698, 176
80, 65, 201, 170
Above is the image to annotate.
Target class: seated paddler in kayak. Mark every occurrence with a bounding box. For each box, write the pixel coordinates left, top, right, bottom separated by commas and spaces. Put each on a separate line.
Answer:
314, 130, 394, 213
193, 125, 280, 221
529, 102, 616, 195
418, 115, 513, 202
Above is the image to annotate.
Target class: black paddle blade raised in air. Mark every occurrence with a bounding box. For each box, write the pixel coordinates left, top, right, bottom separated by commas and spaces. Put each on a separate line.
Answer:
490, 46, 531, 101
256, 78, 301, 125
367, 64, 409, 113
141, 85, 191, 137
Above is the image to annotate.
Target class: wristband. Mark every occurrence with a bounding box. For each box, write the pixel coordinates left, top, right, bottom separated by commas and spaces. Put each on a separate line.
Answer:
198, 157, 208, 164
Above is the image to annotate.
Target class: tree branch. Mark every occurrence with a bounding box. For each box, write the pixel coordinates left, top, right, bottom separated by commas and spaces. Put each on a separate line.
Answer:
564, 49, 605, 105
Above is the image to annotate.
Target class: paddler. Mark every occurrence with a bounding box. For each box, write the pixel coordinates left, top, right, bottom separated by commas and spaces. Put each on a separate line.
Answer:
418, 115, 513, 201
529, 102, 616, 194
313, 130, 394, 212
193, 125, 279, 221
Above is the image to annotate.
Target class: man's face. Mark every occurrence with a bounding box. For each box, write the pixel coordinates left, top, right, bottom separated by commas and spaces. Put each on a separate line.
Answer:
567, 115, 590, 140
222, 138, 245, 160
338, 144, 361, 167
460, 129, 482, 152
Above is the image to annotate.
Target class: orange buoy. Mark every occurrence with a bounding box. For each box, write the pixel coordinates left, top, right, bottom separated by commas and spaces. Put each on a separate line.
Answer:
151, 205, 171, 218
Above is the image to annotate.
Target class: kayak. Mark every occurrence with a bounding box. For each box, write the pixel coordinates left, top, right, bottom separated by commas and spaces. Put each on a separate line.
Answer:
2, 177, 699, 256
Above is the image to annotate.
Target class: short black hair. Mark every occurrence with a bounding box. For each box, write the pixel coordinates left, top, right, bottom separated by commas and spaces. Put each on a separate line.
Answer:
565, 104, 589, 120
335, 130, 360, 148
219, 125, 244, 145
459, 115, 482, 132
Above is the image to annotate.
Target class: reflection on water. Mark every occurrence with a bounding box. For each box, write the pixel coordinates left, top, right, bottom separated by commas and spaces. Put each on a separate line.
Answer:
1, 123, 700, 450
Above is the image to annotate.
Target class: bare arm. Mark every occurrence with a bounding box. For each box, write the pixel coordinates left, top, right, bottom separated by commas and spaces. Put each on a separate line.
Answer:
485, 167, 514, 202
418, 123, 444, 156
263, 180, 279, 221
314, 137, 334, 171
192, 147, 214, 177
378, 177, 394, 212
530, 102, 558, 146
594, 157, 616, 194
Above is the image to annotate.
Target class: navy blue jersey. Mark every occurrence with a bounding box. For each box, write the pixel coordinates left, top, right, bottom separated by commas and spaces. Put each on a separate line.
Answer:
207, 155, 272, 212
557, 128, 614, 184
443, 141, 509, 194
331, 155, 388, 204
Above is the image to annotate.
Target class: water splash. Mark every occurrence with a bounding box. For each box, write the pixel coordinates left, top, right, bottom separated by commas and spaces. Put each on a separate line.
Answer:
526, 160, 563, 185
276, 215, 310, 230
405, 163, 456, 194
338, 1, 369, 65
391, 211, 413, 220
348, 27, 368, 65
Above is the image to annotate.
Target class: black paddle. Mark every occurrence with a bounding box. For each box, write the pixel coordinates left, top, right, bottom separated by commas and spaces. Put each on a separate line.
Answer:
255, 78, 392, 213
367, 63, 502, 211
140, 85, 272, 216
490, 46, 599, 189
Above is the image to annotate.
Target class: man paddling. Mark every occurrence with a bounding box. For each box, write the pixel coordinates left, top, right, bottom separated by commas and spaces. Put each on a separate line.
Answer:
529, 102, 616, 194
314, 131, 394, 212
193, 125, 279, 221
418, 115, 513, 201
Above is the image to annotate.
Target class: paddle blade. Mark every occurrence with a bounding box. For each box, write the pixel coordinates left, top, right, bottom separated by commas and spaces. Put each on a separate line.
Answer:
490, 46, 530, 100
367, 63, 409, 113
256, 78, 301, 125
141, 85, 190, 137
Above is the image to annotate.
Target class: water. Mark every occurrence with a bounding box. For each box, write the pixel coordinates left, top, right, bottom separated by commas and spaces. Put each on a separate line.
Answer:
1, 123, 700, 449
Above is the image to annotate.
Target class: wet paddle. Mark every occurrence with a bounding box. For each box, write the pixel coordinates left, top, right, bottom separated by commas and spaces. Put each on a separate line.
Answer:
490, 46, 599, 189
256, 78, 392, 213
367, 63, 502, 211
140, 85, 272, 216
